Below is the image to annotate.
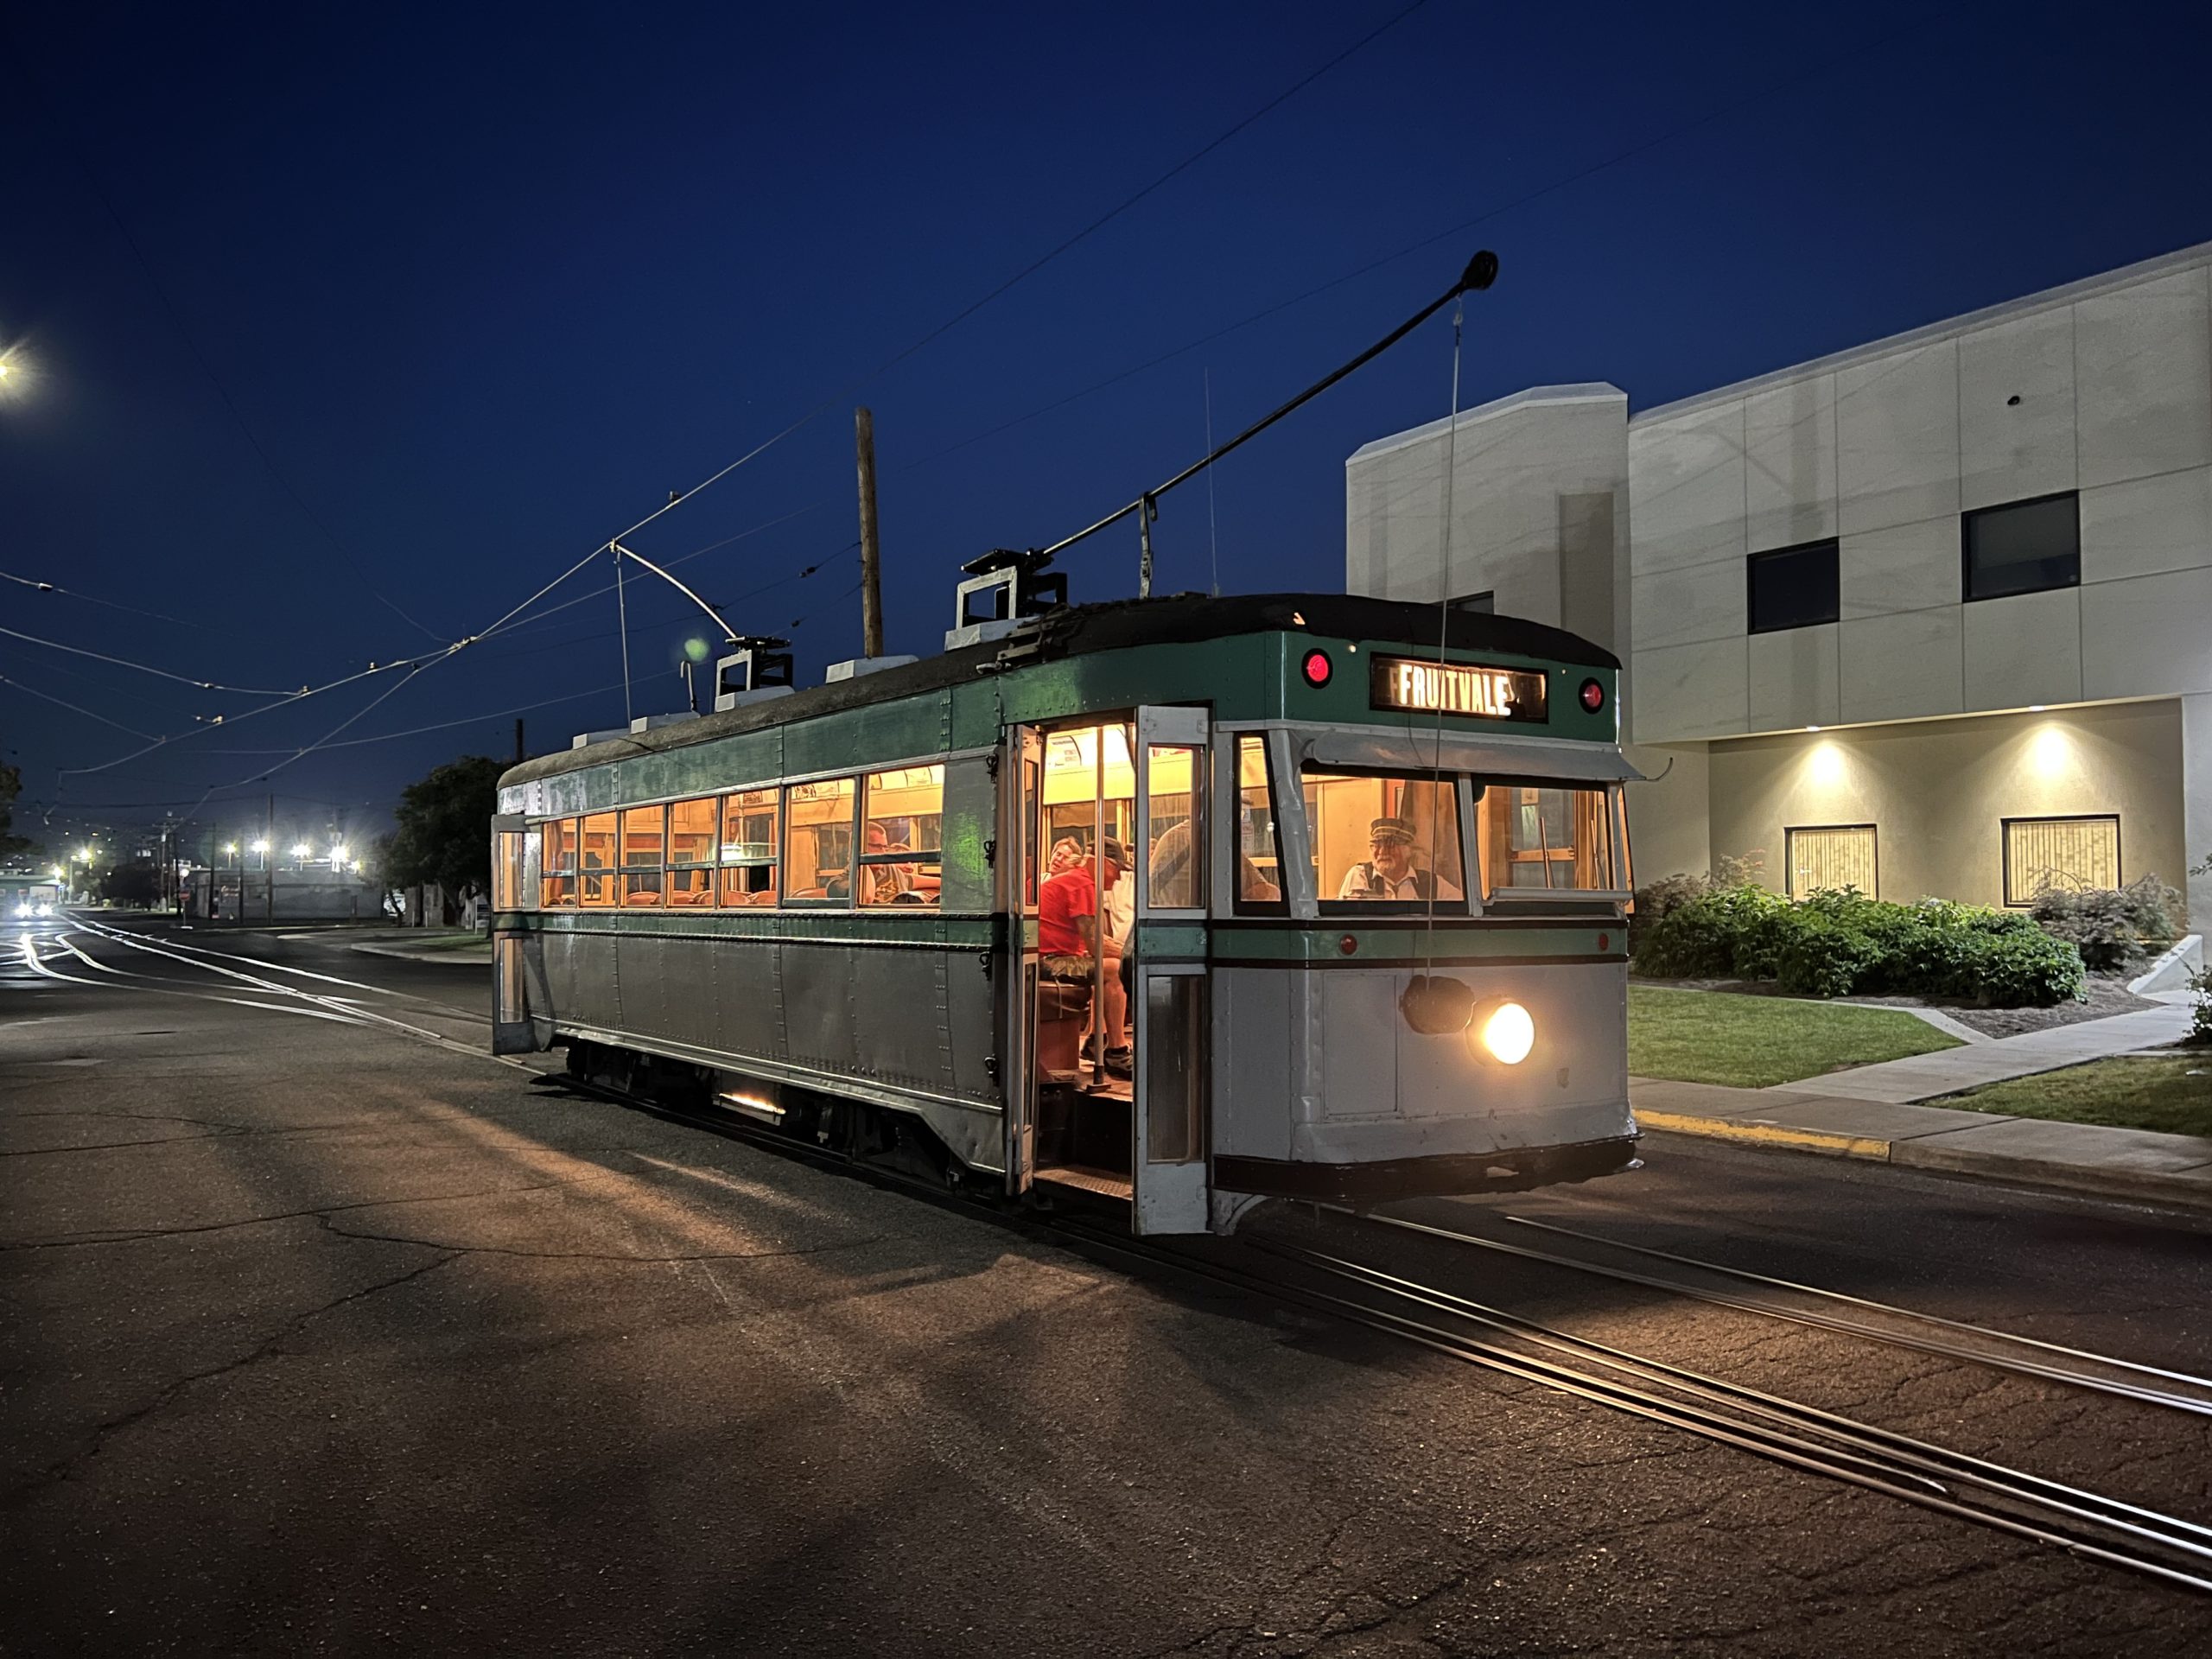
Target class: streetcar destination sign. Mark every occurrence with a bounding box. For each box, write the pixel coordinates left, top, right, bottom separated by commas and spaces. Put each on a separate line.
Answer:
1370, 655, 1547, 722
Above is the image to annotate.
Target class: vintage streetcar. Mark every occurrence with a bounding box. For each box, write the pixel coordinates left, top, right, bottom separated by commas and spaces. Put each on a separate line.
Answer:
489, 585, 1640, 1234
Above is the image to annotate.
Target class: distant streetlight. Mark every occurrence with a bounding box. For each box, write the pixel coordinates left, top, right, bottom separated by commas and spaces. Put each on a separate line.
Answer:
225, 842, 239, 856
331, 841, 349, 862
290, 842, 312, 860
251, 838, 269, 854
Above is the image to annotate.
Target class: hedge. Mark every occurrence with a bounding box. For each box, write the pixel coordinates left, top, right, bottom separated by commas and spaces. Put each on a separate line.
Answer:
1633, 885, 2086, 1006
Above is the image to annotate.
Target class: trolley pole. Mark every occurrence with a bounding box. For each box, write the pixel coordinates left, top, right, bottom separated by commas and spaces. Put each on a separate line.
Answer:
855, 406, 884, 659
1137, 493, 1157, 601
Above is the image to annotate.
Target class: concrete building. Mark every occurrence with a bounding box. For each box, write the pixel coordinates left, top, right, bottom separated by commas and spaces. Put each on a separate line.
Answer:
1347, 241, 2212, 923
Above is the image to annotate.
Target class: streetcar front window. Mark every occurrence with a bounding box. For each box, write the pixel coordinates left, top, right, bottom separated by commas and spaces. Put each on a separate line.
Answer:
1234, 735, 1283, 911
1475, 784, 1618, 895
1303, 769, 1465, 914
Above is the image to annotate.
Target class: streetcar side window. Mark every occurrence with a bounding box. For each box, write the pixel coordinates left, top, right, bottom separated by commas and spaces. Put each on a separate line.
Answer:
859, 766, 943, 908
784, 779, 855, 906
666, 798, 716, 908
1234, 735, 1284, 912
719, 788, 779, 906
621, 807, 664, 906
540, 818, 578, 908
579, 812, 619, 906
1474, 784, 1618, 895
1143, 743, 1204, 912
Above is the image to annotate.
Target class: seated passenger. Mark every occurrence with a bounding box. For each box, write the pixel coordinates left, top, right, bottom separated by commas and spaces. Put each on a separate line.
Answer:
1039, 835, 1129, 1076
854, 823, 906, 902
1338, 817, 1461, 902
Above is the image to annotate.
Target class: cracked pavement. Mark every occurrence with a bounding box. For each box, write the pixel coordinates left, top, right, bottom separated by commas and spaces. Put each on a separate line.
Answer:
3, 918, 2211, 1654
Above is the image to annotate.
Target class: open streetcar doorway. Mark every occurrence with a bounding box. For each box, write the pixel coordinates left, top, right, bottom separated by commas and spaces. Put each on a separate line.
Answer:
1004, 707, 1211, 1233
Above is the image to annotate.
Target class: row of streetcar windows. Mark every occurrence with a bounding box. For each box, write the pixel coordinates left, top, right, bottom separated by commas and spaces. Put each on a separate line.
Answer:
517, 741, 1622, 916
534, 766, 944, 910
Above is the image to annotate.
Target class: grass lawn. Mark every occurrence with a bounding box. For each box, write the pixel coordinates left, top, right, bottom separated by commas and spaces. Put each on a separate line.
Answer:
1936, 1056, 2212, 1138
1627, 984, 1961, 1088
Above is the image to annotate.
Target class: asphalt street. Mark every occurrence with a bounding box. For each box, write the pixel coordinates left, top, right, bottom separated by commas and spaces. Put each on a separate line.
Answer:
4, 914, 2210, 1656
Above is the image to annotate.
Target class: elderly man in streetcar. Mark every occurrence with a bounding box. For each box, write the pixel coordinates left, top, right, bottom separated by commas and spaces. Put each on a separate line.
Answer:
1338, 816, 1461, 902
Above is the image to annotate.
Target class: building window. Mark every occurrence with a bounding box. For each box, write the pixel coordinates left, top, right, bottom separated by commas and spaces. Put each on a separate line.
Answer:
1747, 539, 1840, 634
1964, 493, 2078, 602
1785, 823, 1877, 898
2004, 815, 2120, 906
1448, 590, 1495, 615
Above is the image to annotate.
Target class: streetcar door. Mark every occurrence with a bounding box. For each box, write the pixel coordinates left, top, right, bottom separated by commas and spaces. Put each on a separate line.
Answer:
1131, 706, 1211, 1234
1001, 725, 1045, 1195
489, 813, 545, 1055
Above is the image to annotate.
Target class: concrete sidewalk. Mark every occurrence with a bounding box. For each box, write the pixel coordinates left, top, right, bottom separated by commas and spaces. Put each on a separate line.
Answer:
1766, 1000, 2199, 1103
1632, 1076, 2212, 1213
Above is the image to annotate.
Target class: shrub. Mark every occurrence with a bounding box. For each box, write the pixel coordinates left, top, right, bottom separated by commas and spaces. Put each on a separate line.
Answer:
2030, 875, 2183, 972
1631, 885, 2086, 1006
2191, 967, 2212, 1047
1774, 913, 1885, 998
1628, 870, 1710, 950
1633, 883, 1792, 979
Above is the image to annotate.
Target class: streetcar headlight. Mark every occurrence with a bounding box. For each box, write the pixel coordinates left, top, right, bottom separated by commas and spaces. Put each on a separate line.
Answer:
1473, 1000, 1535, 1065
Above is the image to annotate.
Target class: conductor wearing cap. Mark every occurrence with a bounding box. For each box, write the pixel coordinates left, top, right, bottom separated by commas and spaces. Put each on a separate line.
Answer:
1338, 816, 1460, 901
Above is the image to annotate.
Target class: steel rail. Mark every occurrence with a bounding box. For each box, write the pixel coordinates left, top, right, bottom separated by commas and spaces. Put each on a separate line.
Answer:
1355, 1211, 2212, 1419
1253, 1236, 2212, 1560
1504, 1212, 2212, 1395
1043, 1219, 2212, 1599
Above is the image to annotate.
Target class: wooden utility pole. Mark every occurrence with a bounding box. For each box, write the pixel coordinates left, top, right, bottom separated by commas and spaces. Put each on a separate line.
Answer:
855, 406, 884, 659
514, 718, 525, 765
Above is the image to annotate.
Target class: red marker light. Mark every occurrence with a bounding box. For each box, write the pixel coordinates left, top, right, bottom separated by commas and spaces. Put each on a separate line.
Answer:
1579, 677, 1606, 713
1302, 649, 1333, 689
1338, 934, 1358, 956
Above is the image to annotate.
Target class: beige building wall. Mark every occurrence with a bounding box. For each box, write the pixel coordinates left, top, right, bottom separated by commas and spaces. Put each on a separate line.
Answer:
1704, 700, 2185, 908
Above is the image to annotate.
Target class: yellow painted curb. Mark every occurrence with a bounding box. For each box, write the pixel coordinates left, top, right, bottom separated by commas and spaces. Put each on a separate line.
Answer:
1637, 1110, 1891, 1161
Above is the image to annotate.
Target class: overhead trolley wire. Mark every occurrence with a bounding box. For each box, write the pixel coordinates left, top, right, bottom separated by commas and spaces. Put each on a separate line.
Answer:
0, 671, 159, 741
0, 568, 217, 632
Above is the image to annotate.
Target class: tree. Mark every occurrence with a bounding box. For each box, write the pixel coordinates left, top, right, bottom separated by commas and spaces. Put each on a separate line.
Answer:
0, 762, 36, 861
98, 860, 162, 908
385, 755, 503, 897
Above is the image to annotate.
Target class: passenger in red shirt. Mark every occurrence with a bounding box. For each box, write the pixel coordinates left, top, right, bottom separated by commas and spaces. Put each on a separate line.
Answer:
1039, 836, 1128, 1074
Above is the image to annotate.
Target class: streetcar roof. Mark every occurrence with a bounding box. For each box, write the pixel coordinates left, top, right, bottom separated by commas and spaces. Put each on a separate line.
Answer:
501, 590, 1618, 790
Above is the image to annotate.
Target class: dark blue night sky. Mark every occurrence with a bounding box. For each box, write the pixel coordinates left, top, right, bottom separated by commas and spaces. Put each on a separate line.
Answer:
3, 0, 2207, 850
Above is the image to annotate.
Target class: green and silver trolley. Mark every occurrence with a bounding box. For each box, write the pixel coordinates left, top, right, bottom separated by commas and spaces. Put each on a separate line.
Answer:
490, 590, 1639, 1234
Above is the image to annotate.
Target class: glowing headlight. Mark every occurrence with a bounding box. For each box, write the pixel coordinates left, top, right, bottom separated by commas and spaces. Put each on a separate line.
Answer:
1475, 1000, 1535, 1065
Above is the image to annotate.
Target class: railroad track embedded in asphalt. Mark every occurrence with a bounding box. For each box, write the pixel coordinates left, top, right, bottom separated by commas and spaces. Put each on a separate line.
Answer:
518, 1069, 2212, 1599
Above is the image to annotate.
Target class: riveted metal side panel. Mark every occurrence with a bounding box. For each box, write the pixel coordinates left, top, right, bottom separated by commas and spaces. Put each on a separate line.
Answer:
938, 756, 995, 915
848, 946, 959, 1093
1212, 968, 1294, 1161
777, 940, 858, 1076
